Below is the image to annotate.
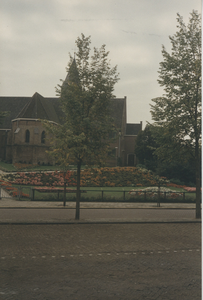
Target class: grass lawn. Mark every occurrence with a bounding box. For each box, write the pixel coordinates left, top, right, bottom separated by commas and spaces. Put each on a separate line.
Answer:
0, 161, 16, 172
0, 161, 58, 172
0, 161, 91, 172
12, 185, 196, 203
0, 161, 78, 172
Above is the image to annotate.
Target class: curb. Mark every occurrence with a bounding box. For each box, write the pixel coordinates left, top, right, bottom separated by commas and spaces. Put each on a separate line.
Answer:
0, 206, 196, 209
0, 219, 201, 225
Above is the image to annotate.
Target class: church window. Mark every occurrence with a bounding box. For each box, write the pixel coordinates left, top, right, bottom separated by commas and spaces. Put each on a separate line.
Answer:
41, 131, 46, 144
25, 130, 30, 143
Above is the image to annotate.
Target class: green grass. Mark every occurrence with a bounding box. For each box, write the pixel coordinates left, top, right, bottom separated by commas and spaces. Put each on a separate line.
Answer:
0, 162, 72, 172
0, 161, 16, 172
11, 185, 196, 203
0, 161, 90, 172
0, 162, 64, 172
15, 186, 133, 201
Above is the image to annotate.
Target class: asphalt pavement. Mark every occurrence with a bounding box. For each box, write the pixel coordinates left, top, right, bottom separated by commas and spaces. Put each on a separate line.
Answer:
0, 188, 201, 299
0, 223, 201, 299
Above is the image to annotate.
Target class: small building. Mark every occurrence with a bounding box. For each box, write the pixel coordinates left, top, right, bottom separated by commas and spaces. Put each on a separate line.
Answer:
0, 92, 142, 166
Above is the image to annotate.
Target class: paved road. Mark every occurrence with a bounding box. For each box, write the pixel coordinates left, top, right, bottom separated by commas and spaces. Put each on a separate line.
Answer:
0, 223, 201, 299
0, 207, 197, 224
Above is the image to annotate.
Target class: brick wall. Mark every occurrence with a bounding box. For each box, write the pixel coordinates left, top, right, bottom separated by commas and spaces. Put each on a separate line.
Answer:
10, 119, 54, 165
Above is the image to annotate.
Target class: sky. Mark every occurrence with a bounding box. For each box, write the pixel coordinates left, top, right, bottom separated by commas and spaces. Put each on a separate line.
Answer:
0, 0, 201, 127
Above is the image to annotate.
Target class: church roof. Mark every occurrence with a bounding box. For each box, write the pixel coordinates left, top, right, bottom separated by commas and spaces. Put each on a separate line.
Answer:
0, 96, 30, 129
0, 93, 62, 129
126, 123, 142, 135
17, 92, 60, 123
0, 93, 131, 132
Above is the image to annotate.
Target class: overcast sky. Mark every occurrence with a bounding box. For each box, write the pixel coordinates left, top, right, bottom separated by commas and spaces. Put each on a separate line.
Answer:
0, 0, 201, 126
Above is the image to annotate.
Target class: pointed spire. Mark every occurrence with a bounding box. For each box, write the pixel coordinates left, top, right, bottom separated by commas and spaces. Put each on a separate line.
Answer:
62, 58, 80, 90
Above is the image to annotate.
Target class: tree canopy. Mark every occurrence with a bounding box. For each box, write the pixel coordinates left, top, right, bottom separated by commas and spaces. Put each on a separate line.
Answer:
56, 34, 119, 167
135, 124, 196, 185
134, 124, 158, 172
150, 10, 201, 218
47, 34, 119, 219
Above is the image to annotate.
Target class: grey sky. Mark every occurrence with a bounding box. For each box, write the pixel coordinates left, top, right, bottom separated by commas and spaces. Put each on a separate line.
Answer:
0, 0, 201, 126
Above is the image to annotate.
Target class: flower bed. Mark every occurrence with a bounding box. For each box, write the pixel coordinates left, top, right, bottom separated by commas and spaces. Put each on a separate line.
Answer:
13, 163, 36, 170
2, 171, 74, 187
0, 180, 29, 198
183, 187, 201, 192
129, 187, 183, 199
1, 167, 170, 187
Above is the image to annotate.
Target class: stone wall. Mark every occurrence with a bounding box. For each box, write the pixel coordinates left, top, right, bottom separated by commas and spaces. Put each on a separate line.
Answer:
8, 119, 54, 165
12, 119, 51, 146
12, 145, 53, 165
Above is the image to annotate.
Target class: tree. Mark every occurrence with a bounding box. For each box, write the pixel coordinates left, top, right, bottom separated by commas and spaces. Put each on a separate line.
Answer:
49, 34, 119, 219
150, 11, 201, 218
135, 124, 158, 171
43, 121, 72, 206
135, 124, 196, 185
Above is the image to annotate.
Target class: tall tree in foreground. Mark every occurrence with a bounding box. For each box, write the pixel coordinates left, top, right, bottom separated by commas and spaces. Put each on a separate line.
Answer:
150, 11, 201, 218
52, 34, 119, 219
43, 121, 71, 207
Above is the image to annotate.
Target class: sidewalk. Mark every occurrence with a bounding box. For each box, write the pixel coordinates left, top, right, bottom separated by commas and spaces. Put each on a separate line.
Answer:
0, 193, 197, 209
0, 193, 200, 224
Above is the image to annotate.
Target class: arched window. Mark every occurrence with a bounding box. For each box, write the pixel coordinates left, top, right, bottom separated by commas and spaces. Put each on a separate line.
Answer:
25, 130, 30, 143
41, 131, 46, 144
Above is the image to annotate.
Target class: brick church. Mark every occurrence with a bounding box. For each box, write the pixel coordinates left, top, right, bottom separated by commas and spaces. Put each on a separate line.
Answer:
0, 54, 142, 168
0, 92, 142, 167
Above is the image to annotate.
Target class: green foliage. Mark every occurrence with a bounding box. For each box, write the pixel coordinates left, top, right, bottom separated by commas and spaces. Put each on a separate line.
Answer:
45, 34, 119, 219
53, 34, 119, 167
150, 11, 201, 154
150, 10, 201, 165
156, 159, 196, 185
135, 12, 201, 185
134, 124, 195, 184
0, 161, 16, 172
44, 121, 77, 171
135, 124, 158, 171
150, 10, 201, 218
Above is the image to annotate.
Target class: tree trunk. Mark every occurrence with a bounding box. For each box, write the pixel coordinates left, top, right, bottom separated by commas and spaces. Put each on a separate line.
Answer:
195, 144, 201, 219
75, 161, 81, 220
63, 171, 66, 207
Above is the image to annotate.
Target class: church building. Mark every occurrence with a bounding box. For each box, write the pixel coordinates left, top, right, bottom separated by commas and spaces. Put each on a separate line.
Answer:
0, 92, 142, 167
